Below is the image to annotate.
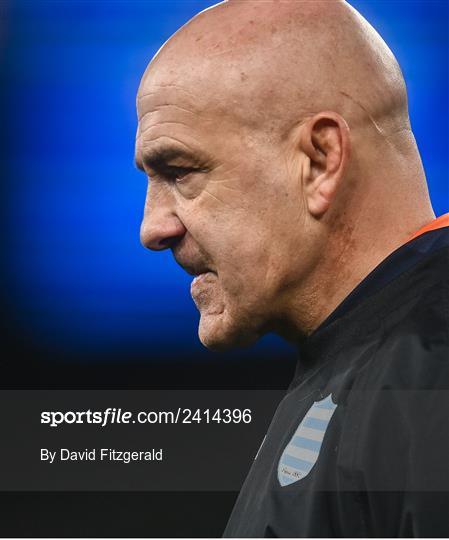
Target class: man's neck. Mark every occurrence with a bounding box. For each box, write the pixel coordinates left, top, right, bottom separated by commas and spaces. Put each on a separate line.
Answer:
289, 209, 436, 338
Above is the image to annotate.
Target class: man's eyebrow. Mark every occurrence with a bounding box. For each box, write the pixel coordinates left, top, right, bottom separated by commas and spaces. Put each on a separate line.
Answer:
134, 145, 201, 173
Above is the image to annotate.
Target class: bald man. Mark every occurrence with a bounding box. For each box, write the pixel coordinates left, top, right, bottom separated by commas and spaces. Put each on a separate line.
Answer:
135, 0, 449, 536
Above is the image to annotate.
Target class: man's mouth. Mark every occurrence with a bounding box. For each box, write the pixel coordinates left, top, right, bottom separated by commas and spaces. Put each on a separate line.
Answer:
173, 254, 217, 296
177, 259, 213, 279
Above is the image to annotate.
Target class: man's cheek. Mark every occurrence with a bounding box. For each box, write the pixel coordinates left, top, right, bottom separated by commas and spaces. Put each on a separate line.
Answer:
219, 274, 246, 307
219, 278, 263, 322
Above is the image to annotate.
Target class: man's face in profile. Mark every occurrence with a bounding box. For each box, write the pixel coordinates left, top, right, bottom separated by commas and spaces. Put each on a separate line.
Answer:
135, 24, 315, 351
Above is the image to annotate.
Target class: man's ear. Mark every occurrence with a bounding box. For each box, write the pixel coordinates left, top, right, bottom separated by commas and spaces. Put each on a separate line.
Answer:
298, 112, 350, 217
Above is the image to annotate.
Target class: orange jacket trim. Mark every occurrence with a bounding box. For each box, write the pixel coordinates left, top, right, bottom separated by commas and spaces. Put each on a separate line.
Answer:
407, 213, 449, 242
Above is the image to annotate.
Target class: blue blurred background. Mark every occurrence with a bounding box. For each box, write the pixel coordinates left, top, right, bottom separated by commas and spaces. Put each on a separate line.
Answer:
0, 0, 448, 368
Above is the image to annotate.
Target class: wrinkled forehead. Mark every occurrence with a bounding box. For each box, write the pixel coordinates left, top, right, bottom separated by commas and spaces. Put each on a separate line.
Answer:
135, 54, 252, 168
135, 64, 232, 161
137, 66, 211, 127
138, 52, 241, 120
136, 54, 295, 152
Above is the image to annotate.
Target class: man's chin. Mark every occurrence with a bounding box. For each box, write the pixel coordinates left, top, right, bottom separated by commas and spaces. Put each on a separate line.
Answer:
198, 310, 259, 351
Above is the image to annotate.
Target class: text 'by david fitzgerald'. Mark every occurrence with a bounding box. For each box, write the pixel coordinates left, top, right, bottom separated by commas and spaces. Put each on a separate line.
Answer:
41, 448, 163, 464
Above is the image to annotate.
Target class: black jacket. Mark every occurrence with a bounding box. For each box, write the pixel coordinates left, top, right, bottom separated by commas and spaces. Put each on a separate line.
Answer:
224, 224, 449, 537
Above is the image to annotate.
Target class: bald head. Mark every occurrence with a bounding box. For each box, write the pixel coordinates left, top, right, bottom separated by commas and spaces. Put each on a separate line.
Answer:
139, 0, 409, 142
136, 1, 433, 346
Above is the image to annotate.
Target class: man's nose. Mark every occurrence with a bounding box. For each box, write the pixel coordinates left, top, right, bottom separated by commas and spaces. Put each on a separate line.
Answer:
140, 184, 186, 251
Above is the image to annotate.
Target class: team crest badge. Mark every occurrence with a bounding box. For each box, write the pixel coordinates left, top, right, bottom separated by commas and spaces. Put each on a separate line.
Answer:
278, 394, 337, 486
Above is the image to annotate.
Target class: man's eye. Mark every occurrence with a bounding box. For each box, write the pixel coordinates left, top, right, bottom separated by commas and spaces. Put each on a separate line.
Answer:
161, 165, 196, 183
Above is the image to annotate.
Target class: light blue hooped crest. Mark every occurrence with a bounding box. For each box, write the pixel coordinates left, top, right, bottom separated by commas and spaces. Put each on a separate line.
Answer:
278, 394, 337, 486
